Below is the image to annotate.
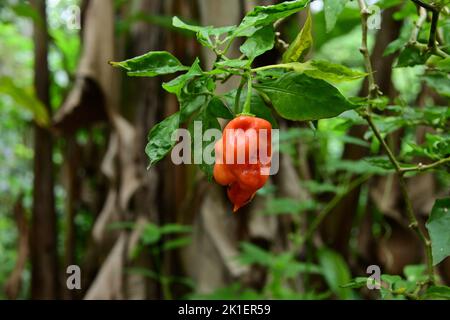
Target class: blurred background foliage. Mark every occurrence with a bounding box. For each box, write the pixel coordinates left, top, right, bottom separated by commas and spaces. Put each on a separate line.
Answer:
0, 0, 449, 300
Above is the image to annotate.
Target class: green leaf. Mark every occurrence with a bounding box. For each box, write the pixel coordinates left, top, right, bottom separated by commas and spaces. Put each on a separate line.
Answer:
240, 26, 275, 60
11, 4, 43, 26
426, 198, 450, 266
159, 224, 192, 235
194, 104, 221, 181
423, 285, 450, 300
180, 95, 208, 123
162, 236, 192, 251
396, 44, 431, 67
283, 10, 312, 63
145, 112, 180, 166
323, 0, 349, 33
254, 72, 358, 121
261, 198, 317, 215
300, 60, 366, 83
141, 224, 161, 245
111, 51, 188, 77
162, 58, 202, 96
208, 97, 234, 119
238, 242, 273, 267
283, 262, 322, 277
172, 16, 235, 48
422, 72, 450, 97
435, 57, 450, 72
234, 0, 310, 37
341, 277, 369, 289
318, 248, 354, 299
403, 264, 427, 283
256, 61, 366, 83
0, 77, 50, 127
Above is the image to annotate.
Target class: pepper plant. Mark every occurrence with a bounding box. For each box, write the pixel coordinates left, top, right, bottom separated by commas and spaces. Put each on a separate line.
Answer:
112, 0, 450, 299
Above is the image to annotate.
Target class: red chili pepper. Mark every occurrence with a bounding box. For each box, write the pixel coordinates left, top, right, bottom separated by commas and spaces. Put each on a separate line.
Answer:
213, 115, 272, 212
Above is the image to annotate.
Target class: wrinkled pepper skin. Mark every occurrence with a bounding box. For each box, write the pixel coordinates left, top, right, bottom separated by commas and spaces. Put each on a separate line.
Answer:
213, 116, 272, 212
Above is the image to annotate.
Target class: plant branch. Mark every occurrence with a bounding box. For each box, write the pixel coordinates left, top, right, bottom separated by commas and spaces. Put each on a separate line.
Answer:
234, 77, 246, 114
410, 0, 438, 12
301, 174, 371, 246
357, 0, 378, 99
358, 0, 435, 285
410, 7, 427, 43
400, 156, 450, 173
428, 10, 440, 49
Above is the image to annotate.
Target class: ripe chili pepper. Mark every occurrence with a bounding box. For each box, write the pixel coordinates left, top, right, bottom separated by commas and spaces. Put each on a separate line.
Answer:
213, 115, 272, 212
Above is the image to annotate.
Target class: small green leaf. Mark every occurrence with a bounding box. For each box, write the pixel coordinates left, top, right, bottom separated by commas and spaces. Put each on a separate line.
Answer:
283, 10, 312, 62
238, 242, 273, 266
194, 104, 221, 181
435, 57, 450, 72
426, 198, 450, 266
323, 0, 349, 33
172, 16, 236, 48
240, 26, 275, 60
162, 236, 192, 251
208, 97, 234, 119
396, 44, 431, 67
403, 264, 427, 283
423, 285, 450, 300
302, 60, 366, 83
254, 72, 358, 121
422, 72, 450, 97
180, 95, 208, 122
256, 60, 366, 83
141, 224, 161, 245
162, 58, 202, 96
318, 248, 354, 299
159, 224, 192, 235
0, 77, 50, 127
234, 0, 310, 37
145, 112, 180, 166
261, 198, 317, 215
111, 51, 189, 77
340, 277, 369, 289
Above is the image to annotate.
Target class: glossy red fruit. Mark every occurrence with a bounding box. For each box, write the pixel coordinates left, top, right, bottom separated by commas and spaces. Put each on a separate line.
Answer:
213, 115, 272, 212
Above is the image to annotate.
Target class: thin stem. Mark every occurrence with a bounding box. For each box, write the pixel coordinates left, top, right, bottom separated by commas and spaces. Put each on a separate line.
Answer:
234, 77, 246, 114
428, 10, 440, 49
410, 0, 438, 13
409, 7, 427, 43
357, 0, 378, 99
242, 75, 253, 114
301, 174, 371, 246
363, 114, 401, 171
400, 156, 450, 173
358, 0, 435, 285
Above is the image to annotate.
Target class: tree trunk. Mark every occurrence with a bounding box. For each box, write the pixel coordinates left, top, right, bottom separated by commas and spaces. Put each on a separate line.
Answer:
30, 0, 59, 299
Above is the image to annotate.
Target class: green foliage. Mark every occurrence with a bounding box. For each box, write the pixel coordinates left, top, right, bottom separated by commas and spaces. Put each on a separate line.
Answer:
283, 10, 312, 62
317, 248, 354, 299
0, 77, 50, 127
323, 0, 349, 33
240, 26, 275, 61
234, 0, 310, 37
396, 44, 431, 67
254, 72, 358, 121
426, 198, 450, 265
111, 51, 189, 77
145, 112, 180, 166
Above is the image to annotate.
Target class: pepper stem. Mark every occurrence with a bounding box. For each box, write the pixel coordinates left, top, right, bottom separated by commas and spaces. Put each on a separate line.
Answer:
242, 75, 253, 115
